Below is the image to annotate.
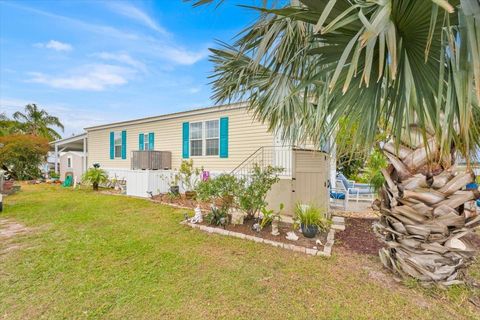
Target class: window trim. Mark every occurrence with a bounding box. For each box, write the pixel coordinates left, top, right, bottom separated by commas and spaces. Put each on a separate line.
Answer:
114, 131, 122, 158
67, 156, 72, 168
143, 133, 150, 151
189, 119, 220, 157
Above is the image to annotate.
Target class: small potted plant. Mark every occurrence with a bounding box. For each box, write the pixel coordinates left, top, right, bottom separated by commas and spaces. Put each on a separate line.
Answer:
294, 203, 329, 238
82, 164, 108, 191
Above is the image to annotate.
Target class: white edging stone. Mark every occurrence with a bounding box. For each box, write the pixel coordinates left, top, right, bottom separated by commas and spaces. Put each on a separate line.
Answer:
183, 222, 336, 257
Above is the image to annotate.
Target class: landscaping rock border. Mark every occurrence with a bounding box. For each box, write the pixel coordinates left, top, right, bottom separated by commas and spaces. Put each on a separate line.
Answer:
182, 216, 345, 257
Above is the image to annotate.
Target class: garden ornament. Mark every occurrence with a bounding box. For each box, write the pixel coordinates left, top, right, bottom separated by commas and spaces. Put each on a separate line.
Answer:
252, 222, 261, 232
286, 231, 299, 241
190, 205, 203, 224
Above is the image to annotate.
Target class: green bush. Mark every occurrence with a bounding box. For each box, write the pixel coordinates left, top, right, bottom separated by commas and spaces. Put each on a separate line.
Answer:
196, 174, 241, 210
205, 206, 228, 226
0, 134, 49, 180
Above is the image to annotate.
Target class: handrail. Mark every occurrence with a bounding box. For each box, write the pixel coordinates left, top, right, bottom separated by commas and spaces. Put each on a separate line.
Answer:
231, 145, 293, 177
230, 146, 264, 174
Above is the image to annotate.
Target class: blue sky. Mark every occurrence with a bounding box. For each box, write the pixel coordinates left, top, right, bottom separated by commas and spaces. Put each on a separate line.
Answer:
0, 0, 262, 137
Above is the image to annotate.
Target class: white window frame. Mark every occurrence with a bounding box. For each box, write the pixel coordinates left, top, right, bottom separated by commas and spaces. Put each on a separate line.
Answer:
67, 156, 72, 168
114, 131, 122, 158
143, 133, 150, 151
189, 119, 220, 157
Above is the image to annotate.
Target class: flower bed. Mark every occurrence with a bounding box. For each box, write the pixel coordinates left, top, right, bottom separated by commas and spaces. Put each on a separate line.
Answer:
183, 219, 336, 256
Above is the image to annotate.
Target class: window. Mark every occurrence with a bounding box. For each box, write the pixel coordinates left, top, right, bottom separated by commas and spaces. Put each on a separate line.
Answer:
205, 120, 219, 156
143, 133, 149, 150
67, 156, 72, 168
189, 120, 219, 156
190, 122, 203, 156
114, 132, 122, 158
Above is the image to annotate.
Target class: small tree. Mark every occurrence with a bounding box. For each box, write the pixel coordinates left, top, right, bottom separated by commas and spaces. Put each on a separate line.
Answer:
238, 164, 282, 219
82, 165, 108, 191
0, 134, 49, 180
178, 160, 202, 192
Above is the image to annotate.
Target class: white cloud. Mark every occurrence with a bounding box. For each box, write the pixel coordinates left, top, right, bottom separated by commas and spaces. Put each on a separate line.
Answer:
106, 2, 168, 35
27, 64, 135, 91
92, 52, 146, 72
35, 40, 73, 51
157, 46, 209, 65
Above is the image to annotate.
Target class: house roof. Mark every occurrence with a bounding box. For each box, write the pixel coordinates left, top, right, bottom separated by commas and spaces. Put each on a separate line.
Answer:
84, 102, 247, 131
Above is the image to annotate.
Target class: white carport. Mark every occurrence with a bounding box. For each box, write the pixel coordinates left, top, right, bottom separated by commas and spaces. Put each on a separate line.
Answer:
50, 133, 87, 174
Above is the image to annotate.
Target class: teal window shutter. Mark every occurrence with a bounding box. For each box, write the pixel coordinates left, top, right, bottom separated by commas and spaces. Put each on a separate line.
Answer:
121, 130, 127, 159
220, 117, 229, 158
109, 132, 114, 159
182, 122, 189, 158
148, 132, 154, 150
139, 133, 144, 151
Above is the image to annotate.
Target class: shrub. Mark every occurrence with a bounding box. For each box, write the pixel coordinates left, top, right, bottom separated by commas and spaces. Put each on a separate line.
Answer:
205, 206, 228, 226
364, 149, 388, 193
82, 166, 108, 191
0, 134, 49, 180
238, 164, 282, 219
196, 174, 241, 210
259, 203, 284, 230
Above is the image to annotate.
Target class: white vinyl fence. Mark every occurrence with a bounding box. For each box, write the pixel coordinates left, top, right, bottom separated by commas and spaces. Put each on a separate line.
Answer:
104, 168, 222, 198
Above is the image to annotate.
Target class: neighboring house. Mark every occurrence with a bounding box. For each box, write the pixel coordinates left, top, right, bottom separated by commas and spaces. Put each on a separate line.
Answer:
53, 102, 334, 214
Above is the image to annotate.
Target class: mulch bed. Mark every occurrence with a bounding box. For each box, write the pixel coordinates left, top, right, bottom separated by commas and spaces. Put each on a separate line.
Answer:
197, 218, 328, 250
335, 218, 384, 255
336, 217, 480, 255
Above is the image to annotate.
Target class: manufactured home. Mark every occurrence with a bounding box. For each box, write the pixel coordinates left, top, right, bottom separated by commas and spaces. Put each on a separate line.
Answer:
52, 103, 334, 214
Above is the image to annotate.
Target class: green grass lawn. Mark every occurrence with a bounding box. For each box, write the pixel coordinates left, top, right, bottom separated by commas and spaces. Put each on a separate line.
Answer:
1, 185, 479, 319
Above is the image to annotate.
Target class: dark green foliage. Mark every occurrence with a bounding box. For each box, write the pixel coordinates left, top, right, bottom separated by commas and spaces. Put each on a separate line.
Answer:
205, 206, 228, 226
0, 134, 49, 180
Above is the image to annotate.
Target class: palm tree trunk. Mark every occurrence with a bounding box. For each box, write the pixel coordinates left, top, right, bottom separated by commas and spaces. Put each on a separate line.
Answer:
374, 139, 480, 286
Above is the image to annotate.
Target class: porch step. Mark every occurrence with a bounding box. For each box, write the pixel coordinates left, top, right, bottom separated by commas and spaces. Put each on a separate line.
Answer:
331, 216, 345, 231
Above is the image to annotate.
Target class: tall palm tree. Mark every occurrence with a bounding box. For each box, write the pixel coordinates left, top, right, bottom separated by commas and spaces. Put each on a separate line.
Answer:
195, 0, 480, 285
0, 113, 22, 137
13, 104, 64, 141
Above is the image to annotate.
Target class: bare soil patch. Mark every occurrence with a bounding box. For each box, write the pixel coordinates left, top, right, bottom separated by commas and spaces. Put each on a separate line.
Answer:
0, 219, 31, 257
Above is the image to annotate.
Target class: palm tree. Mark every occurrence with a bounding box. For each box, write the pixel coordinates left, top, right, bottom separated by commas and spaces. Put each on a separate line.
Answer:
0, 113, 22, 137
13, 104, 64, 141
196, 0, 480, 285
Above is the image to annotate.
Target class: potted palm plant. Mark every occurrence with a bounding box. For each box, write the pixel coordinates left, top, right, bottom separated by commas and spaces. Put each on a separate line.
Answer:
82, 164, 108, 191
294, 204, 329, 238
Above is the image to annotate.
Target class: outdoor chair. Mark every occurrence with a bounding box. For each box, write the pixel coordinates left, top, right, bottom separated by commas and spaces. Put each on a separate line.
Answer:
332, 173, 375, 209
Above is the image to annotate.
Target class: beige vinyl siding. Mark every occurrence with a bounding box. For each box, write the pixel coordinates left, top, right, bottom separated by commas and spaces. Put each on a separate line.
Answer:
87, 106, 275, 171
